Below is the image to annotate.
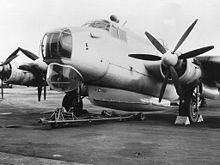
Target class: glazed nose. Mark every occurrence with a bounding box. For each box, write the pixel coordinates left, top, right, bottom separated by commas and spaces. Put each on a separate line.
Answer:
41, 29, 72, 62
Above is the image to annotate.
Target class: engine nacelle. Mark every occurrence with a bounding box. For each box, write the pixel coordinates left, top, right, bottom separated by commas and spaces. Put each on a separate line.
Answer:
4, 64, 37, 86
201, 83, 219, 99
145, 59, 202, 85
178, 61, 202, 84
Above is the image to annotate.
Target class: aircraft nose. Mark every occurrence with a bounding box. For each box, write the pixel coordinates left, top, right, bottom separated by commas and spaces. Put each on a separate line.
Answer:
41, 29, 72, 63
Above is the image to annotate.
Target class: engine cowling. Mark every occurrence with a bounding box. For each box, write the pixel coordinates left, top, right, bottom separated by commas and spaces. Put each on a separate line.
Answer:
3, 64, 37, 86
200, 83, 219, 99
145, 59, 202, 85
159, 59, 201, 84
178, 60, 202, 84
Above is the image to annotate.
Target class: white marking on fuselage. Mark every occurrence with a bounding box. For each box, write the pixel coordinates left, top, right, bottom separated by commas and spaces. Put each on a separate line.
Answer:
0, 112, 12, 115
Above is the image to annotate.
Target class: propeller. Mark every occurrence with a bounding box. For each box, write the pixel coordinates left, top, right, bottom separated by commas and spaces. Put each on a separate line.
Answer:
159, 69, 170, 102
1, 47, 47, 101
0, 47, 39, 66
37, 76, 47, 101
129, 19, 214, 102
43, 75, 47, 100
38, 85, 42, 102
0, 62, 6, 99
178, 46, 214, 59
1, 75, 3, 99
145, 31, 167, 54
128, 54, 161, 61
172, 19, 198, 54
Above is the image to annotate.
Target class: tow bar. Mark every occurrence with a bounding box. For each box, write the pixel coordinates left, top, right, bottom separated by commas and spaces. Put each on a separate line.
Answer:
39, 107, 142, 128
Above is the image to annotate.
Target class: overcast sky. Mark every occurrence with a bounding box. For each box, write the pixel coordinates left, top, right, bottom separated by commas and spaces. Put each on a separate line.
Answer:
0, 0, 219, 63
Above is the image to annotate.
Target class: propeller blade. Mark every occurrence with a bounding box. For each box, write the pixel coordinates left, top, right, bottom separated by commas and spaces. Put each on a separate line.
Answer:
1, 77, 3, 99
1, 47, 39, 66
169, 66, 183, 98
178, 45, 214, 59
128, 54, 161, 61
2, 54, 19, 66
145, 32, 167, 54
159, 70, 170, 102
172, 19, 198, 53
19, 47, 39, 61
43, 80, 46, 100
0, 48, 20, 66
38, 85, 42, 101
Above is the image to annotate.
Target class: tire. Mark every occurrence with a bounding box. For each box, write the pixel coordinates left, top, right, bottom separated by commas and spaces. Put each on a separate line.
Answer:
62, 93, 83, 117
179, 95, 199, 123
136, 113, 146, 121
62, 94, 73, 112
62, 93, 83, 112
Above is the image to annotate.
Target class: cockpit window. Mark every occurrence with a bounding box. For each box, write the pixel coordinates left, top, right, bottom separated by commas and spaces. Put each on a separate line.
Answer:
82, 19, 127, 42
110, 25, 118, 38
42, 29, 72, 59
83, 20, 110, 31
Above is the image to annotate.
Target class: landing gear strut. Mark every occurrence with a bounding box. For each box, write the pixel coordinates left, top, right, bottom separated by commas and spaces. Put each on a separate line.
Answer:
179, 84, 201, 123
62, 89, 85, 117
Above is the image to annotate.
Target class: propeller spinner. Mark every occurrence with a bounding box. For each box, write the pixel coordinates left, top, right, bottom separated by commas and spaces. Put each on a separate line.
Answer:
129, 19, 214, 102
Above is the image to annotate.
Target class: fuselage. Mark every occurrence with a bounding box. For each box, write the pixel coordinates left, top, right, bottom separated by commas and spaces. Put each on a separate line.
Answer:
43, 19, 178, 111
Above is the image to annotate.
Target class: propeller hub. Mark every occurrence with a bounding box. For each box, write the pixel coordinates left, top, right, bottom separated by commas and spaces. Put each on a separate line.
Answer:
162, 53, 178, 67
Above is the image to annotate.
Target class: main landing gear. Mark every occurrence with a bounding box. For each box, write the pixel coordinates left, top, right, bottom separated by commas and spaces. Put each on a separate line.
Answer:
177, 83, 203, 124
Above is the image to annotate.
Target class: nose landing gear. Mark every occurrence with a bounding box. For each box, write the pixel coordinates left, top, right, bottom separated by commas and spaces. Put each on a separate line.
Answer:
62, 89, 86, 117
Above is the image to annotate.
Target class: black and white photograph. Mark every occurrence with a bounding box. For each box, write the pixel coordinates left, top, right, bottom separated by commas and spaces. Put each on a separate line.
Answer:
0, 0, 219, 164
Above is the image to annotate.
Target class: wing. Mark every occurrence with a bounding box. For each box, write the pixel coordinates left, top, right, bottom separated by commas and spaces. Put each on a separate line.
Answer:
0, 48, 48, 101
196, 56, 220, 85
195, 56, 220, 100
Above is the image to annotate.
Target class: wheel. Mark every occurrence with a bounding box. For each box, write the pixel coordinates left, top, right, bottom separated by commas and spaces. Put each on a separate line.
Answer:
62, 91, 81, 111
184, 96, 199, 123
62, 91, 83, 117
179, 86, 200, 123
136, 113, 146, 121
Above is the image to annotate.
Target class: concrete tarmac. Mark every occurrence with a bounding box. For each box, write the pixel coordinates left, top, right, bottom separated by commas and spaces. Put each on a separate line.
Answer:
0, 87, 219, 165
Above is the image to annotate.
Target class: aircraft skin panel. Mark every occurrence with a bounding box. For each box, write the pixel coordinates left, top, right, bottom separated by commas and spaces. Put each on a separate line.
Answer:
55, 27, 179, 101
93, 62, 178, 101
88, 85, 172, 112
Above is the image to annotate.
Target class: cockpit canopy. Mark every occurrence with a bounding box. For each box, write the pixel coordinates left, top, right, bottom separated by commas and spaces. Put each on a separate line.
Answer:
83, 19, 127, 41
83, 19, 111, 31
